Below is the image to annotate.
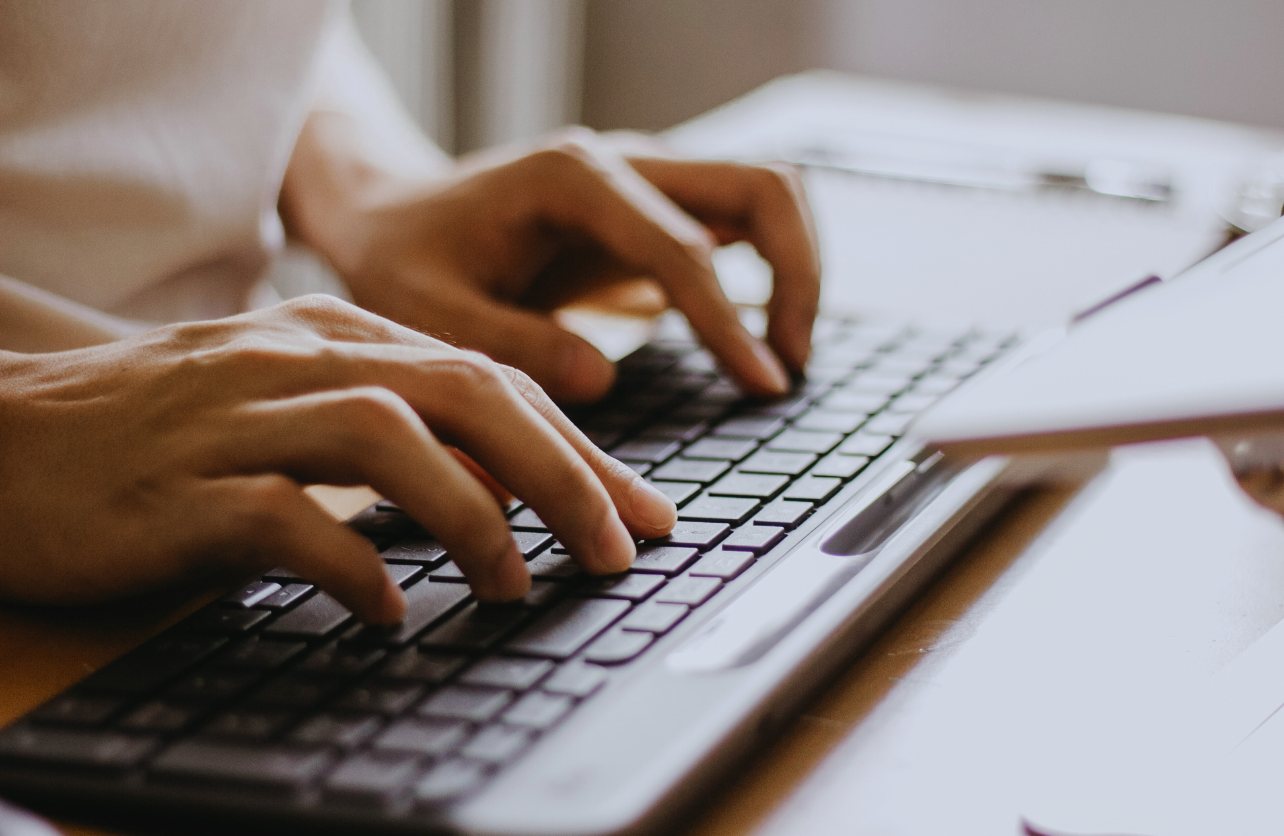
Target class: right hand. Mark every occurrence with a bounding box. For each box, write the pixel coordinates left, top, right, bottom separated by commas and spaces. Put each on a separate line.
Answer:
0, 295, 678, 624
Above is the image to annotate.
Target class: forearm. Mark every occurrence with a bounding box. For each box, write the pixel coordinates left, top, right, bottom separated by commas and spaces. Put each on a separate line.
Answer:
0, 275, 133, 353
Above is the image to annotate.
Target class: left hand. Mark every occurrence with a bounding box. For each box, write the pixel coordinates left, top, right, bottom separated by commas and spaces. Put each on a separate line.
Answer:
282, 119, 820, 403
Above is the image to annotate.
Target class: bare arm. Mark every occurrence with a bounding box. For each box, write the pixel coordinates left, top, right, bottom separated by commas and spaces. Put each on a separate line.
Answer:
0, 275, 138, 353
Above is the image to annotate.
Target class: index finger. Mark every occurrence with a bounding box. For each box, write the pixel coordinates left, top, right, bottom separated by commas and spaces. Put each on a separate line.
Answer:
524, 135, 792, 397
626, 157, 821, 372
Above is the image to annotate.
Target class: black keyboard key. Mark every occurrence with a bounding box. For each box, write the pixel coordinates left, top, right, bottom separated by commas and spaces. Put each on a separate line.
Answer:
738, 450, 816, 476
541, 663, 607, 698
649, 458, 730, 483
520, 580, 563, 609
687, 548, 755, 580
335, 682, 424, 715
638, 420, 709, 443
348, 506, 417, 550
678, 494, 759, 525
583, 629, 653, 664
822, 390, 889, 413
381, 537, 449, 568
752, 500, 813, 528
655, 576, 722, 606
707, 472, 789, 498
508, 508, 548, 531
220, 581, 281, 609
712, 416, 785, 439
413, 760, 487, 807
202, 710, 291, 739
80, 635, 227, 694
0, 726, 155, 771
630, 544, 699, 575
183, 608, 270, 635
166, 669, 259, 703
262, 567, 303, 581
151, 741, 332, 793
379, 648, 468, 683
575, 573, 664, 601
502, 692, 574, 729
248, 673, 340, 710
513, 531, 554, 558
504, 598, 629, 659
289, 713, 382, 748
683, 437, 757, 461
421, 602, 527, 651
31, 694, 123, 726
418, 686, 513, 722
216, 638, 307, 670
526, 550, 582, 580
352, 580, 471, 647
766, 429, 843, 454
297, 643, 385, 677
323, 751, 419, 806
792, 410, 868, 434
262, 593, 352, 639
383, 563, 425, 588
811, 452, 870, 479
783, 476, 844, 503
647, 480, 700, 507
118, 701, 199, 733
258, 583, 313, 610
611, 439, 681, 463
721, 525, 785, 554
620, 601, 688, 634
669, 402, 729, 423
460, 657, 553, 690
460, 725, 531, 764
429, 561, 466, 581
372, 717, 468, 757
837, 433, 895, 457
649, 520, 730, 549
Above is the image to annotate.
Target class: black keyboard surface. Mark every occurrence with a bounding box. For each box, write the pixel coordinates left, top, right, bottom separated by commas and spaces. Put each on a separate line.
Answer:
0, 316, 1012, 822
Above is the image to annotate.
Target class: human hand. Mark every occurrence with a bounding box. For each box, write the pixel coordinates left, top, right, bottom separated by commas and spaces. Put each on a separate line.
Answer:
0, 295, 676, 624
282, 119, 821, 403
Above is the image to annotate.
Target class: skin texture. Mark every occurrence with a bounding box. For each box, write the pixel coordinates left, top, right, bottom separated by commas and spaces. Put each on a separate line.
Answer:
0, 296, 678, 625
280, 118, 822, 403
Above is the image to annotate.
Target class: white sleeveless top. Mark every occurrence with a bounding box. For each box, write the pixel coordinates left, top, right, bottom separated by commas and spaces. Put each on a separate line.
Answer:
0, 0, 346, 324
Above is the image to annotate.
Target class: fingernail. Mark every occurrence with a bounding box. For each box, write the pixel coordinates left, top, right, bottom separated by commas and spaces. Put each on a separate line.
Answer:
631, 479, 677, 531
377, 579, 407, 626
595, 517, 636, 574
752, 340, 791, 394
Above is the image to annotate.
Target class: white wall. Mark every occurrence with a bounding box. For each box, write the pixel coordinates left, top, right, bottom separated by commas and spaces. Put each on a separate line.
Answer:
583, 0, 1284, 132
827, 0, 1284, 129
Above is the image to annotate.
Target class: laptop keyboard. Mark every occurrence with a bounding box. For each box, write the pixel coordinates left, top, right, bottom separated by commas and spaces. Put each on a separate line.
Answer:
0, 316, 1012, 817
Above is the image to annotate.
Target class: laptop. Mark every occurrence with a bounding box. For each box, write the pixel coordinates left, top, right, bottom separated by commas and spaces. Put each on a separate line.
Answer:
0, 300, 1026, 834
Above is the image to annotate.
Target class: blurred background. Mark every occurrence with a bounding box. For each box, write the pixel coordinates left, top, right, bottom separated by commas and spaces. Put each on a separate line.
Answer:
352, 0, 1284, 154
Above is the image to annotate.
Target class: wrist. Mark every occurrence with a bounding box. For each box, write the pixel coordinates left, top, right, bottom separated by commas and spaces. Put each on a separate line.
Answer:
281, 112, 442, 280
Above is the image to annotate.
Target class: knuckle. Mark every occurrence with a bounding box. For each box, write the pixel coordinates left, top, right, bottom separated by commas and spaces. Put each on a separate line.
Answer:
282, 293, 362, 325
337, 387, 419, 438
436, 350, 507, 399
